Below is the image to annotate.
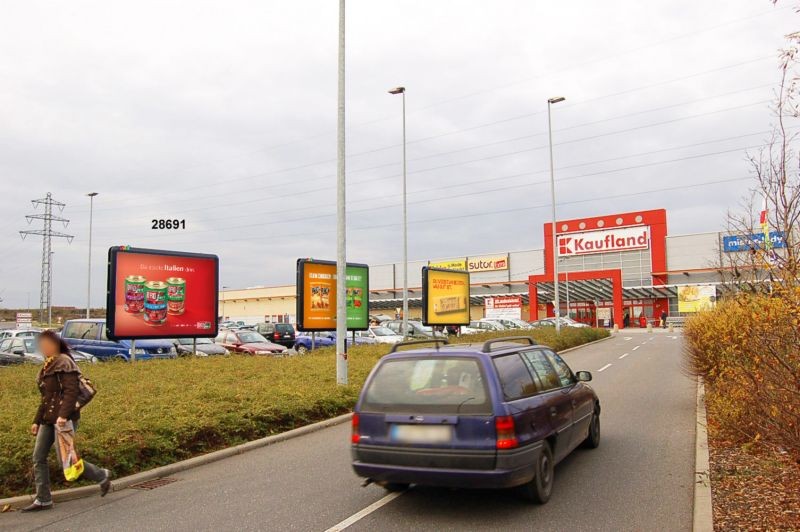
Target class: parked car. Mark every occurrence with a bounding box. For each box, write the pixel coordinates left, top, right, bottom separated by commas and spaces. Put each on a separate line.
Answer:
171, 337, 228, 357
61, 319, 177, 361
491, 318, 534, 330
356, 327, 404, 345
0, 336, 41, 365
383, 320, 446, 339
215, 329, 287, 355
253, 322, 296, 349
0, 328, 41, 340
351, 337, 600, 503
293, 331, 375, 355
530, 317, 590, 329
468, 320, 506, 332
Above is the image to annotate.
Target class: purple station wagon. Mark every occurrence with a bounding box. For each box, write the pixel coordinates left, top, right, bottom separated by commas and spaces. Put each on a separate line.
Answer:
351, 337, 600, 503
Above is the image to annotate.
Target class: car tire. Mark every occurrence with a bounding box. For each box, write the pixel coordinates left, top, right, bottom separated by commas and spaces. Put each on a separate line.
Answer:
296, 345, 309, 355
582, 408, 600, 449
520, 441, 554, 504
382, 482, 409, 493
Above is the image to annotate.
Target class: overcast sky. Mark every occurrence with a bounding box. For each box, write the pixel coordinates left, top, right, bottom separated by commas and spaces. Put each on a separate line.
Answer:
0, 0, 796, 308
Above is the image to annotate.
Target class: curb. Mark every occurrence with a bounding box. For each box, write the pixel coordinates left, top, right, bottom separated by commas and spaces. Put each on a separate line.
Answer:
0, 412, 353, 510
693, 378, 714, 532
557, 334, 613, 354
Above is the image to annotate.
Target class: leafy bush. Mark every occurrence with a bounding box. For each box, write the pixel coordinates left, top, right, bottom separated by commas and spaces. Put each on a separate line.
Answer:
0, 326, 607, 498
684, 289, 800, 458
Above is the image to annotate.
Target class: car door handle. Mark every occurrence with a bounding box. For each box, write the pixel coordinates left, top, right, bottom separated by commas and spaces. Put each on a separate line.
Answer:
549, 407, 557, 417
571, 400, 577, 408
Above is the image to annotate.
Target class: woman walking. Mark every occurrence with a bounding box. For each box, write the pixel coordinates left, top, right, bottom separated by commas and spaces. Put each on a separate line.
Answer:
22, 330, 111, 512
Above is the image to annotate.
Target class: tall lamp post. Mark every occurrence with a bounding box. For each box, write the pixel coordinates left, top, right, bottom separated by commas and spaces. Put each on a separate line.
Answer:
335, 0, 348, 385
388, 86, 408, 339
547, 96, 565, 333
86, 192, 98, 318
221, 285, 229, 320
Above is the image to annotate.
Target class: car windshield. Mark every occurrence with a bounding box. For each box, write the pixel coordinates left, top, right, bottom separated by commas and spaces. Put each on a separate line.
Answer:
237, 331, 269, 343
177, 338, 212, 345
370, 327, 395, 336
362, 357, 491, 414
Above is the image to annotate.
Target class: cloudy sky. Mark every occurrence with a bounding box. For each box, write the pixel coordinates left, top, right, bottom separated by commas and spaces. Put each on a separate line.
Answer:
0, 0, 795, 309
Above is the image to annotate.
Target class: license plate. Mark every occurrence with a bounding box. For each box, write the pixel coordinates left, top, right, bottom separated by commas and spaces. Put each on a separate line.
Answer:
390, 424, 453, 444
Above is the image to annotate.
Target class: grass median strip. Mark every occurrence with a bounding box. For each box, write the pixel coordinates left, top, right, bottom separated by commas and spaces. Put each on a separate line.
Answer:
0, 327, 608, 499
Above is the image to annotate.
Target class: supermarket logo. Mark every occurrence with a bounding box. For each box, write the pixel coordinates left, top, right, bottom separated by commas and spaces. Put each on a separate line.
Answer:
557, 226, 650, 256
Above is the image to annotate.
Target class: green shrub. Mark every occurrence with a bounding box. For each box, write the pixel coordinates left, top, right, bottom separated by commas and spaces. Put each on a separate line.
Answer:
0, 326, 607, 498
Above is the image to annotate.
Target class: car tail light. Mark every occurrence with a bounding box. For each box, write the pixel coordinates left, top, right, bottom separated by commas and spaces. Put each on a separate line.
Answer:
495, 416, 518, 449
351, 413, 360, 444
274, 333, 280, 340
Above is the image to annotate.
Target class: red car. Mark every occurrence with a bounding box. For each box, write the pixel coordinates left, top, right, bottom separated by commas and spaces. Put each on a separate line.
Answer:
215, 329, 287, 355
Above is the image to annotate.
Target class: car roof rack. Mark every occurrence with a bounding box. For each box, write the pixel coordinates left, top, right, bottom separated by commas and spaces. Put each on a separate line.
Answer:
481, 336, 537, 353
389, 338, 449, 353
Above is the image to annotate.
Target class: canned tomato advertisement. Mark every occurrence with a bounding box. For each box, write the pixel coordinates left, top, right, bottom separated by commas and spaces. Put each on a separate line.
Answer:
106, 247, 219, 340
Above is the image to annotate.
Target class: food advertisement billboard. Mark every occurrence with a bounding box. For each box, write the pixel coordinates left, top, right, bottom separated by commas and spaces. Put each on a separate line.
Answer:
422, 267, 470, 326
677, 285, 717, 313
296, 259, 369, 331
106, 246, 219, 340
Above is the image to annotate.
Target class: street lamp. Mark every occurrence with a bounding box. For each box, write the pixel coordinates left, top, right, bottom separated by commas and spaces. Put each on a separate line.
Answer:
547, 96, 565, 333
388, 85, 408, 339
86, 192, 98, 318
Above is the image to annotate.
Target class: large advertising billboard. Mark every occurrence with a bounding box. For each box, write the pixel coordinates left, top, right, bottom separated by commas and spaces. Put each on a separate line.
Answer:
677, 285, 717, 313
422, 267, 470, 326
722, 231, 786, 252
484, 296, 522, 320
296, 259, 369, 332
106, 246, 219, 340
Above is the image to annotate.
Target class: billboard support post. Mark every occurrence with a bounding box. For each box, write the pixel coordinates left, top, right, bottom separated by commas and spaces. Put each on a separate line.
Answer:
130, 339, 136, 363
192, 337, 197, 356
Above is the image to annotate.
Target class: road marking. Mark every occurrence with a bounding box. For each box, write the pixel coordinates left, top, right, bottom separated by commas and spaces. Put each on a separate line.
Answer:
598, 363, 612, 372
624, 337, 632, 341
619, 353, 629, 359
324, 490, 406, 531
632, 346, 640, 351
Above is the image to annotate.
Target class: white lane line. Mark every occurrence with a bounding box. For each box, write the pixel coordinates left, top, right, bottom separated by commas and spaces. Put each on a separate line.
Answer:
619, 353, 629, 359
597, 363, 613, 372
632, 345, 640, 351
624, 337, 632, 341
324, 490, 406, 532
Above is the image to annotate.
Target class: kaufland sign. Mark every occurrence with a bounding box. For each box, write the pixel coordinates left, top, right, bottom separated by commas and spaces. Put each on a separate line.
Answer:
558, 226, 650, 257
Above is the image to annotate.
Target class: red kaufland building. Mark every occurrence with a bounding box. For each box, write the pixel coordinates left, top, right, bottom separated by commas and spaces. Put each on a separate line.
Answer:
528, 209, 670, 329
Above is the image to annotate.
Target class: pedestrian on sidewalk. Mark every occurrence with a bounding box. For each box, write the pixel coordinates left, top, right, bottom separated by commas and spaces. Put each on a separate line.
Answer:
660, 309, 668, 329
22, 330, 111, 513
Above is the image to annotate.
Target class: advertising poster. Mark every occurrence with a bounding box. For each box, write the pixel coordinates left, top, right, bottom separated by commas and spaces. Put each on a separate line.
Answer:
422, 267, 471, 326
484, 296, 522, 320
296, 259, 369, 331
428, 258, 467, 271
106, 246, 219, 340
677, 285, 717, 313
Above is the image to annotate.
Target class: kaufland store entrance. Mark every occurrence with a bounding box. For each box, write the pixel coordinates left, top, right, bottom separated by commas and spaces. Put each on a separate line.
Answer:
528, 209, 672, 329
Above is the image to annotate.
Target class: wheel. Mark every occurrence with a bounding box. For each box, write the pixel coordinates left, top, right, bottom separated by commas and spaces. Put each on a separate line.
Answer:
295, 344, 309, 355
582, 408, 600, 449
520, 441, 554, 504
381, 482, 409, 492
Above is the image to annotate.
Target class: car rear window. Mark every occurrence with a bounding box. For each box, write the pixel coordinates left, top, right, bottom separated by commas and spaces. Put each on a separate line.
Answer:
275, 324, 294, 333
361, 357, 491, 414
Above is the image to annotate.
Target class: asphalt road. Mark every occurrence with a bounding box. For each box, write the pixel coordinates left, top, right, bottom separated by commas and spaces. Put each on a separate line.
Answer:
3, 330, 695, 532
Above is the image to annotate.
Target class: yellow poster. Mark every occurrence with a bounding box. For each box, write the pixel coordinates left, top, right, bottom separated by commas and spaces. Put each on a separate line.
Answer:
428, 258, 467, 271
677, 285, 717, 313
423, 268, 470, 326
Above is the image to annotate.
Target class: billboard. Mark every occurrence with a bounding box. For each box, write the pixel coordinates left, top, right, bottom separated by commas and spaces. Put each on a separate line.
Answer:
296, 259, 369, 331
677, 285, 717, 313
422, 267, 470, 326
484, 296, 522, 320
722, 231, 785, 252
106, 246, 219, 340
558, 226, 650, 256
16, 312, 32, 328
429, 258, 467, 271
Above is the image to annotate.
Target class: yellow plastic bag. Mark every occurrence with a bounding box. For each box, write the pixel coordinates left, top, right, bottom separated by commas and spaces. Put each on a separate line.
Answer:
56, 422, 84, 482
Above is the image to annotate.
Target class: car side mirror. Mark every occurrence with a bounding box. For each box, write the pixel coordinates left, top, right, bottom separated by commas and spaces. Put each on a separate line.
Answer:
576, 371, 592, 382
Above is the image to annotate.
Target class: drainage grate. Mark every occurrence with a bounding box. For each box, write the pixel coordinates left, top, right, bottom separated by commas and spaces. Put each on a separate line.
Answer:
130, 477, 179, 490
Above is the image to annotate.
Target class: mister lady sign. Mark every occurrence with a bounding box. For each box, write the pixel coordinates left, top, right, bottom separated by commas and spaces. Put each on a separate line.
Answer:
557, 226, 650, 257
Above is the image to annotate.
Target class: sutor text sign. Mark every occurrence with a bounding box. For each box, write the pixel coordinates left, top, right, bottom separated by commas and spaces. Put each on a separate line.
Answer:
558, 226, 650, 256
